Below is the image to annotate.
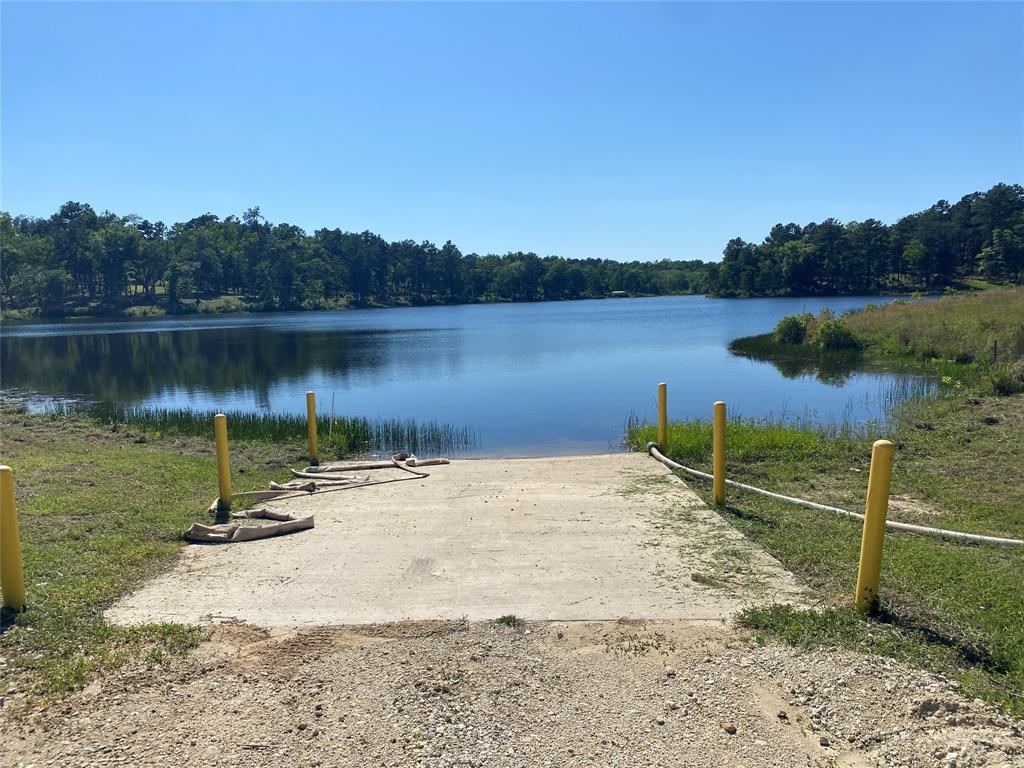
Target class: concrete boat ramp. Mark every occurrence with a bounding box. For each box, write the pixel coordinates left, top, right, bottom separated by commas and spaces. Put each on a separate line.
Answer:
108, 453, 804, 626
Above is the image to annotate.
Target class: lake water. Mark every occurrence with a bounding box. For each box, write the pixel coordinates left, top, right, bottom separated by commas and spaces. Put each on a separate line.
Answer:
0, 296, 930, 455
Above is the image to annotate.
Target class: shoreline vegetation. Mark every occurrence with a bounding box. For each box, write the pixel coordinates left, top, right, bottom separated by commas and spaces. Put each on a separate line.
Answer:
628, 287, 1024, 716
730, 287, 1024, 390
2, 182, 1022, 320
49, 402, 478, 458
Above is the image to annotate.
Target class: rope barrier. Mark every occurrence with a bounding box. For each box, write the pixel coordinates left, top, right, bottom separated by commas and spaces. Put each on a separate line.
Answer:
646, 442, 1024, 548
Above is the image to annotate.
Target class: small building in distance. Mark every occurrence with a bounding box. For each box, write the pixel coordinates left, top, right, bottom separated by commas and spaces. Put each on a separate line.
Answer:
610, 290, 629, 298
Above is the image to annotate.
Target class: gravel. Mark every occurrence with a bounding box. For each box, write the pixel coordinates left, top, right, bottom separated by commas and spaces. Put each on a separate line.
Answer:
2, 620, 1021, 767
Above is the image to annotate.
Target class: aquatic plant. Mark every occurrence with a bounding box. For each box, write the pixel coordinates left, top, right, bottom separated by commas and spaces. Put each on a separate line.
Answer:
44, 402, 478, 457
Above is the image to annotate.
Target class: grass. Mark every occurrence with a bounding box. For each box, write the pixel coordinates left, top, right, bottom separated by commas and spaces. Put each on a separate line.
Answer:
732, 287, 1024, 373
628, 391, 1024, 715
629, 288, 1024, 715
845, 287, 1024, 364
0, 407, 309, 702
628, 412, 873, 467
620, 473, 768, 595
496, 614, 523, 628
46, 402, 477, 458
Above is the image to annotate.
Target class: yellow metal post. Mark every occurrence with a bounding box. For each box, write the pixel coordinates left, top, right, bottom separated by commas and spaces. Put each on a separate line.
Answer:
306, 390, 319, 465
0, 465, 27, 611
657, 382, 667, 450
712, 401, 726, 505
855, 439, 895, 613
214, 414, 232, 510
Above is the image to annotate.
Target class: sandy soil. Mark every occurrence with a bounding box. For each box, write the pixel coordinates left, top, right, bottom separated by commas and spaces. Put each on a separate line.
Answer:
4, 620, 1022, 768
107, 454, 805, 626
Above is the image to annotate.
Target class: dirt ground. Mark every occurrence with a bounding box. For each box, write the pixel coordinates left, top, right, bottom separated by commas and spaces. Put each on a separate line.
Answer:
4, 620, 1022, 768
107, 454, 805, 626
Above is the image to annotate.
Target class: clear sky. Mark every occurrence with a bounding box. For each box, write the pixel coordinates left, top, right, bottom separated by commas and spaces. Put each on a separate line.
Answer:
2, 2, 1021, 262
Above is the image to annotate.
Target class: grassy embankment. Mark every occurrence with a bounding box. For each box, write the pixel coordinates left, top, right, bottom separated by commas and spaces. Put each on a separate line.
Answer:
629, 287, 1024, 716
0, 406, 474, 705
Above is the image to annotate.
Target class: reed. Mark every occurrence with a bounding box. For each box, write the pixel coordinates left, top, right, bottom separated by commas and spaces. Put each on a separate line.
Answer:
44, 402, 477, 457
626, 411, 873, 467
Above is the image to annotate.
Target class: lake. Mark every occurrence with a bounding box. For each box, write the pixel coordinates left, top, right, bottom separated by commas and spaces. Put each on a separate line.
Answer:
0, 295, 930, 455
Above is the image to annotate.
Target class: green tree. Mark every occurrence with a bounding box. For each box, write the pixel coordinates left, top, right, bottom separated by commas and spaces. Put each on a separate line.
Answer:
903, 239, 932, 287
980, 229, 1024, 281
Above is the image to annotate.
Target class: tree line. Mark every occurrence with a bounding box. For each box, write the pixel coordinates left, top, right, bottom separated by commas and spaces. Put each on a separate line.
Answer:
1, 182, 1021, 316
0, 205, 712, 315
715, 183, 1024, 296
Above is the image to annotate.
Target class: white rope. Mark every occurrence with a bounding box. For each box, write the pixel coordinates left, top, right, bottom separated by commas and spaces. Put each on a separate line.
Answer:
645, 442, 1024, 548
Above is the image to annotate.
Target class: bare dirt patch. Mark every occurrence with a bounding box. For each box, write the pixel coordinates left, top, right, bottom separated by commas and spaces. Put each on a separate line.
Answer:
3, 620, 1021, 767
888, 493, 942, 519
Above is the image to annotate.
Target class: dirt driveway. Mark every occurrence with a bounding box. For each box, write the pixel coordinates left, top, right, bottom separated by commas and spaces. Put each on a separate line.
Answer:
5, 620, 1022, 767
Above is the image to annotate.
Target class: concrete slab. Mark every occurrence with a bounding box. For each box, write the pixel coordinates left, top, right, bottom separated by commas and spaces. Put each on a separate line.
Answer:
107, 453, 805, 626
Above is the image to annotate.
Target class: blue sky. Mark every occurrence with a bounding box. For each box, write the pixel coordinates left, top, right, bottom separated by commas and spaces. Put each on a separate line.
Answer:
2, 2, 1021, 262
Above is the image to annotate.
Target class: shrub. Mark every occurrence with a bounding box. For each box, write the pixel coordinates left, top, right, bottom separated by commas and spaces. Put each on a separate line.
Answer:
987, 361, 1024, 396
774, 313, 813, 345
809, 318, 862, 351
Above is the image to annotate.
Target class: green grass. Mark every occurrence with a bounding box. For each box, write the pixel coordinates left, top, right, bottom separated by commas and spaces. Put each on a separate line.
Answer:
46, 402, 477, 458
733, 287, 1024, 370
0, 407, 320, 703
845, 287, 1024, 364
957, 277, 1005, 292
731, 289, 1024, 401
496, 614, 523, 628
629, 391, 1024, 714
628, 412, 872, 467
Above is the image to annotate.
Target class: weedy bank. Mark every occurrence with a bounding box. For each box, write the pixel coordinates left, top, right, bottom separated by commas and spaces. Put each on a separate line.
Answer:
49, 402, 477, 458
730, 286, 1024, 392
630, 289, 1024, 715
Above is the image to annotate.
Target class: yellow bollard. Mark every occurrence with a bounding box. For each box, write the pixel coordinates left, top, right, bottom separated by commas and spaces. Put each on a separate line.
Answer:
0, 465, 27, 611
306, 390, 319, 465
213, 414, 232, 510
855, 439, 896, 613
657, 382, 667, 450
712, 401, 726, 505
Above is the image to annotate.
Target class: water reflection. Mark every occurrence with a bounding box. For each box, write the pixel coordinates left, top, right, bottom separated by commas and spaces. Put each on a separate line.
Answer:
732, 349, 866, 386
1, 327, 460, 405
734, 347, 936, 393
1, 296, 933, 454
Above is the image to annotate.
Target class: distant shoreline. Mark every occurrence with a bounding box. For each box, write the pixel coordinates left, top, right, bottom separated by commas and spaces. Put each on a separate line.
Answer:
0, 286, 958, 323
